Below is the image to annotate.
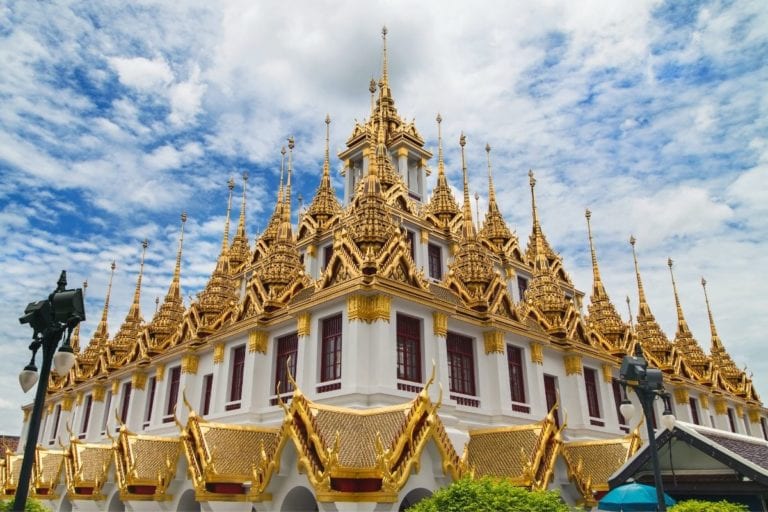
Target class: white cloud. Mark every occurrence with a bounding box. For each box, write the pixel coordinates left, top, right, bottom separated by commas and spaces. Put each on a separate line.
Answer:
108, 56, 173, 91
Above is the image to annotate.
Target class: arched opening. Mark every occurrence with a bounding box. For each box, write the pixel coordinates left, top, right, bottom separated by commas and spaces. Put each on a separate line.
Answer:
399, 487, 432, 511
176, 488, 200, 512
280, 485, 318, 512
107, 491, 125, 512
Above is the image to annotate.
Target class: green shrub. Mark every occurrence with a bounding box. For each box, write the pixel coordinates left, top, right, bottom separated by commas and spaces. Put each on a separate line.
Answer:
406, 477, 571, 512
0, 498, 50, 512
669, 499, 749, 512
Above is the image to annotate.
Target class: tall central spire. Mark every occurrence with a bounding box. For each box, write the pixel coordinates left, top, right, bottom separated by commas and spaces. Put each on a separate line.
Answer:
229, 172, 251, 269
222, 177, 235, 253
629, 236, 670, 361
149, 213, 187, 344
668, 258, 689, 333
380, 26, 389, 93
425, 113, 460, 229
460, 133, 475, 241
112, 239, 148, 353
701, 277, 723, 352
667, 259, 709, 373
92, 261, 116, 347
306, 116, 341, 227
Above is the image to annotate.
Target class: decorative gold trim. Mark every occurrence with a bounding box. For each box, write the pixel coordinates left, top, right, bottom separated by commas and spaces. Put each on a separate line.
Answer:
674, 387, 689, 405
530, 342, 544, 365
249, 330, 268, 354
483, 331, 504, 354
564, 354, 583, 376
601, 364, 613, 383
47, 402, 54, 414
347, 294, 391, 323
295, 312, 311, 337
156, 363, 166, 381
23, 408, 31, 422
131, 372, 147, 390
75, 391, 84, 406
111, 380, 120, 395
714, 397, 727, 415
748, 408, 761, 424
699, 394, 709, 410
420, 230, 429, 244
433, 312, 448, 337
181, 354, 199, 374
735, 404, 744, 418
62, 396, 73, 412
307, 244, 316, 257
213, 343, 225, 364
93, 385, 105, 402
396, 147, 408, 158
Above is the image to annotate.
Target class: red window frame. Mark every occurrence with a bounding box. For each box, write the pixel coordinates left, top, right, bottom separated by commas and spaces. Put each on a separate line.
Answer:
275, 333, 299, 394
79, 394, 92, 438
584, 367, 601, 419
727, 407, 737, 433
201, 374, 213, 416
427, 243, 442, 280
507, 345, 526, 404
119, 382, 132, 425
165, 366, 181, 419
612, 378, 627, 426
321, 314, 342, 382
397, 314, 422, 383
689, 397, 700, 425
517, 276, 528, 300
144, 377, 156, 426
101, 391, 112, 432
761, 417, 768, 441
447, 332, 475, 396
228, 345, 246, 406
50, 404, 62, 444
544, 374, 560, 427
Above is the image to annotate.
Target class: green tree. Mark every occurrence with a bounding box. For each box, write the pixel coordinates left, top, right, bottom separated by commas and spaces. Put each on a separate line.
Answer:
406, 477, 571, 512
669, 499, 748, 512
0, 498, 50, 512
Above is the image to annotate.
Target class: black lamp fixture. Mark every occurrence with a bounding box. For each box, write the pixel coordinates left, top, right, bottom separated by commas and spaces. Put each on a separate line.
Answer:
619, 341, 675, 512
13, 271, 85, 512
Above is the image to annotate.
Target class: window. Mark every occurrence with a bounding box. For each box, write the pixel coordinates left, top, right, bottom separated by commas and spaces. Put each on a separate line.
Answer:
79, 394, 92, 439
544, 374, 560, 427
507, 345, 528, 412
163, 367, 181, 423
761, 417, 768, 441
584, 367, 603, 426
397, 314, 422, 383
517, 276, 528, 300
119, 382, 132, 427
201, 374, 214, 416
406, 231, 415, 261
275, 333, 299, 395
427, 244, 442, 280
101, 391, 112, 434
727, 407, 737, 433
447, 332, 475, 396
143, 377, 156, 428
689, 397, 700, 425
49, 404, 62, 445
321, 314, 343, 383
227, 345, 246, 410
611, 379, 628, 430
323, 245, 333, 271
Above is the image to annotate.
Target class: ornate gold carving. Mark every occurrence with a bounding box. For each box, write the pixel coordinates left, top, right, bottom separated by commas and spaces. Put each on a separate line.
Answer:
297, 313, 311, 337
347, 294, 391, 323
713, 397, 727, 416
249, 331, 268, 354
156, 364, 166, 381
307, 244, 316, 257
47, 402, 54, 414
111, 380, 120, 395
75, 391, 84, 406
23, 408, 31, 422
93, 385, 105, 402
564, 355, 583, 376
601, 364, 613, 384
530, 342, 544, 365
433, 312, 448, 337
396, 147, 408, 158
748, 408, 761, 424
674, 388, 689, 405
699, 394, 709, 410
420, 230, 429, 244
213, 343, 225, 364
181, 354, 199, 374
483, 331, 504, 354
131, 372, 147, 390
735, 404, 744, 418
62, 396, 74, 412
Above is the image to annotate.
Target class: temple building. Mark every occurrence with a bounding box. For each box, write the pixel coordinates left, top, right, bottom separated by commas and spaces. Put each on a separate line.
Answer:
5, 28, 768, 512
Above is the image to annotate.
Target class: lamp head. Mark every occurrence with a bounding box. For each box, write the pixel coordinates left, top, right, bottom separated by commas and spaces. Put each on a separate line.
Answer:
620, 399, 636, 424
19, 363, 39, 393
54, 345, 77, 375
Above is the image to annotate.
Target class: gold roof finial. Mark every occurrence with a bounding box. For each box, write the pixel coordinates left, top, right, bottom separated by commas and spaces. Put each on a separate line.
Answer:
668, 258, 689, 332
436, 113, 445, 175
629, 236, 670, 359
701, 277, 722, 351
222, 177, 235, 253
585, 209, 600, 282
474, 191, 480, 230
111, 241, 148, 352
668, 259, 709, 371
285, 136, 294, 218
628, 236, 648, 310
155, 296, 159, 314
626, 296, 633, 327
99, 261, 116, 338
323, 114, 331, 177
369, 77, 377, 113
306, 118, 342, 226
148, 212, 187, 341
381, 26, 389, 90
133, 239, 149, 309
228, 173, 250, 269
486, 143, 496, 205
529, 169, 539, 230
459, 132, 475, 240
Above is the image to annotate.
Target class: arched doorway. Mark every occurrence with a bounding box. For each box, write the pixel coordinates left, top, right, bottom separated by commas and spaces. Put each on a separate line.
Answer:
280, 486, 318, 512
176, 488, 200, 512
399, 487, 432, 511
107, 491, 125, 512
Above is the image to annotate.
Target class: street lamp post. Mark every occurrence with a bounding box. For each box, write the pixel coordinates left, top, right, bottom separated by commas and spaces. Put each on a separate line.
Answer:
14, 271, 85, 512
619, 342, 676, 512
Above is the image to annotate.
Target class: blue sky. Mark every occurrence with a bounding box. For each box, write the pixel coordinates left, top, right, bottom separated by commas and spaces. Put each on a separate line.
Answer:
0, 0, 766, 434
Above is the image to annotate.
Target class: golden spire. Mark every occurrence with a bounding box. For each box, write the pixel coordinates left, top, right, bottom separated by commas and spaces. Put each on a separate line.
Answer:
259, 147, 287, 247
668, 259, 709, 371
222, 177, 235, 253
369, 78, 376, 114
112, 239, 148, 349
71, 280, 86, 353
701, 277, 722, 350
584, 209, 625, 343
629, 236, 670, 360
478, 143, 515, 253
94, 261, 116, 345
524, 170, 567, 281
486, 143, 496, 205
149, 213, 187, 343
459, 133, 475, 241
381, 26, 389, 90
284, 137, 294, 224
228, 172, 251, 269
306, 115, 342, 226
701, 277, 741, 381
425, 113, 460, 229
626, 296, 633, 327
